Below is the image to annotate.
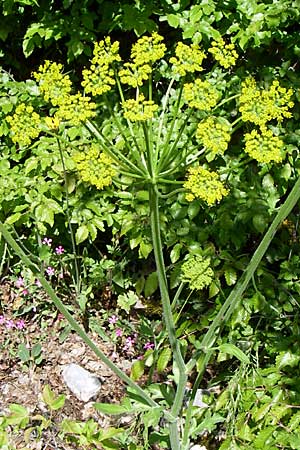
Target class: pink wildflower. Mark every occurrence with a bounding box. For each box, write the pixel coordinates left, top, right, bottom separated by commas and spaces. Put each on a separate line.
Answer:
124, 336, 135, 351
109, 315, 118, 325
42, 237, 52, 246
55, 245, 64, 255
144, 341, 154, 350
46, 266, 55, 276
115, 328, 123, 337
0, 315, 5, 325
15, 277, 24, 288
15, 319, 26, 330
22, 289, 29, 296
35, 279, 42, 287
58, 272, 64, 279
6, 319, 14, 329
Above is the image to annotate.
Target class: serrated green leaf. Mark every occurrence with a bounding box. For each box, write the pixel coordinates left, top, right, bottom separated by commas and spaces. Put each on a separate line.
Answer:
130, 359, 145, 381
139, 241, 152, 259
170, 243, 182, 263
31, 343, 41, 358
94, 402, 132, 415
224, 267, 237, 286
253, 214, 267, 233
7, 404, 29, 428
276, 351, 300, 369
49, 394, 66, 411
17, 343, 30, 362
144, 272, 158, 297
157, 347, 172, 373
75, 224, 89, 244
42, 385, 55, 406
166, 14, 180, 28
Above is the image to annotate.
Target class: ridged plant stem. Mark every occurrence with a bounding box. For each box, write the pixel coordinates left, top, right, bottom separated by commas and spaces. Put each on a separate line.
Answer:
148, 184, 187, 450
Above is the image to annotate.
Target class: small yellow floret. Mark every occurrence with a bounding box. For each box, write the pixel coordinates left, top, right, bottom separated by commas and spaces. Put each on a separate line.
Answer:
82, 64, 115, 96
184, 166, 228, 205
73, 144, 116, 190
170, 42, 206, 76
91, 37, 121, 66
239, 77, 294, 126
130, 32, 166, 65
6, 103, 41, 146
55, 93, 96, 126
122, 94, 158, 121
196, 117, 232, 155
45, 116, 60, 130
208, 38, 238, 68
119, 62, 152, 87
244, 127, 284, 164
183, 79, 219, 110
81, 37, 121, 96
33, 61, 72, 106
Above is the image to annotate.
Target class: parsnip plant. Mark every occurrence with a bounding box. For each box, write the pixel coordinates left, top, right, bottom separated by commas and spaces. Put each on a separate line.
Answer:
1, 32, 299, 449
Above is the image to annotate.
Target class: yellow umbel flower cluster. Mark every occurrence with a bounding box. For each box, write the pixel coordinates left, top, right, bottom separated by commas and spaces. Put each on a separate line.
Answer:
82, 37, 121, 96
196, 117, 232, 155
208, 38, 238, 68
181, 255, 214, 290
54, 93, 96, 126
244, 127, 284, 164
119, 33, 165, 87
184, 166, 228, 205
73, 144, 116, 190
44, 116, 60, 130
6, 103, 41, 146
33, 61, 72, 106
183, 79, 219, 110
130, 32, 166, 65
170, 42, 206, 76
122, 94, 158, 121
239, 77, 294, 126
119, 62, 152, 88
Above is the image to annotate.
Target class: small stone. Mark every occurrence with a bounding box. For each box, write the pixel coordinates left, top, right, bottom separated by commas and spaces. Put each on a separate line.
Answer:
61, 363, 101, 402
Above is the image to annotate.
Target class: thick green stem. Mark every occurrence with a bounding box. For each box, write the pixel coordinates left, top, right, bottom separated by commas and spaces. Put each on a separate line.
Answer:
56, 138, 80, 294
0, 222, 159, 409
181, 174, 300, 449
148, 185, 187, 448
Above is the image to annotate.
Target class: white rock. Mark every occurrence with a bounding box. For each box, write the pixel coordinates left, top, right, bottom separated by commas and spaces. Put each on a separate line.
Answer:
190, 446, 207, 450
61, 363, 101, 402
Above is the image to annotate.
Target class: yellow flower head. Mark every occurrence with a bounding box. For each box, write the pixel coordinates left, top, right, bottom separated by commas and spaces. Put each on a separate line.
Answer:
183, 79, 220, 110
73, 143, 116, 190
261, 80, 294, 122
208, 38, 238, 68
6, 103, 41, 146
55, 93, 96, 126
196, 117, 232, 155
184, 166, 228, 205
244, 127, 284, 164
119, 62, 152, 87
81, 37, 121, 96
33, 61, 72, 106
130, 32, 166, 66
122, 94, 158, 121
45, 116, 60, 130
239, 77, 294, 126
82, 64, 115, 96
181, 255, 214, 290
170, 42, 206, 76
91, 37, 121, 66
